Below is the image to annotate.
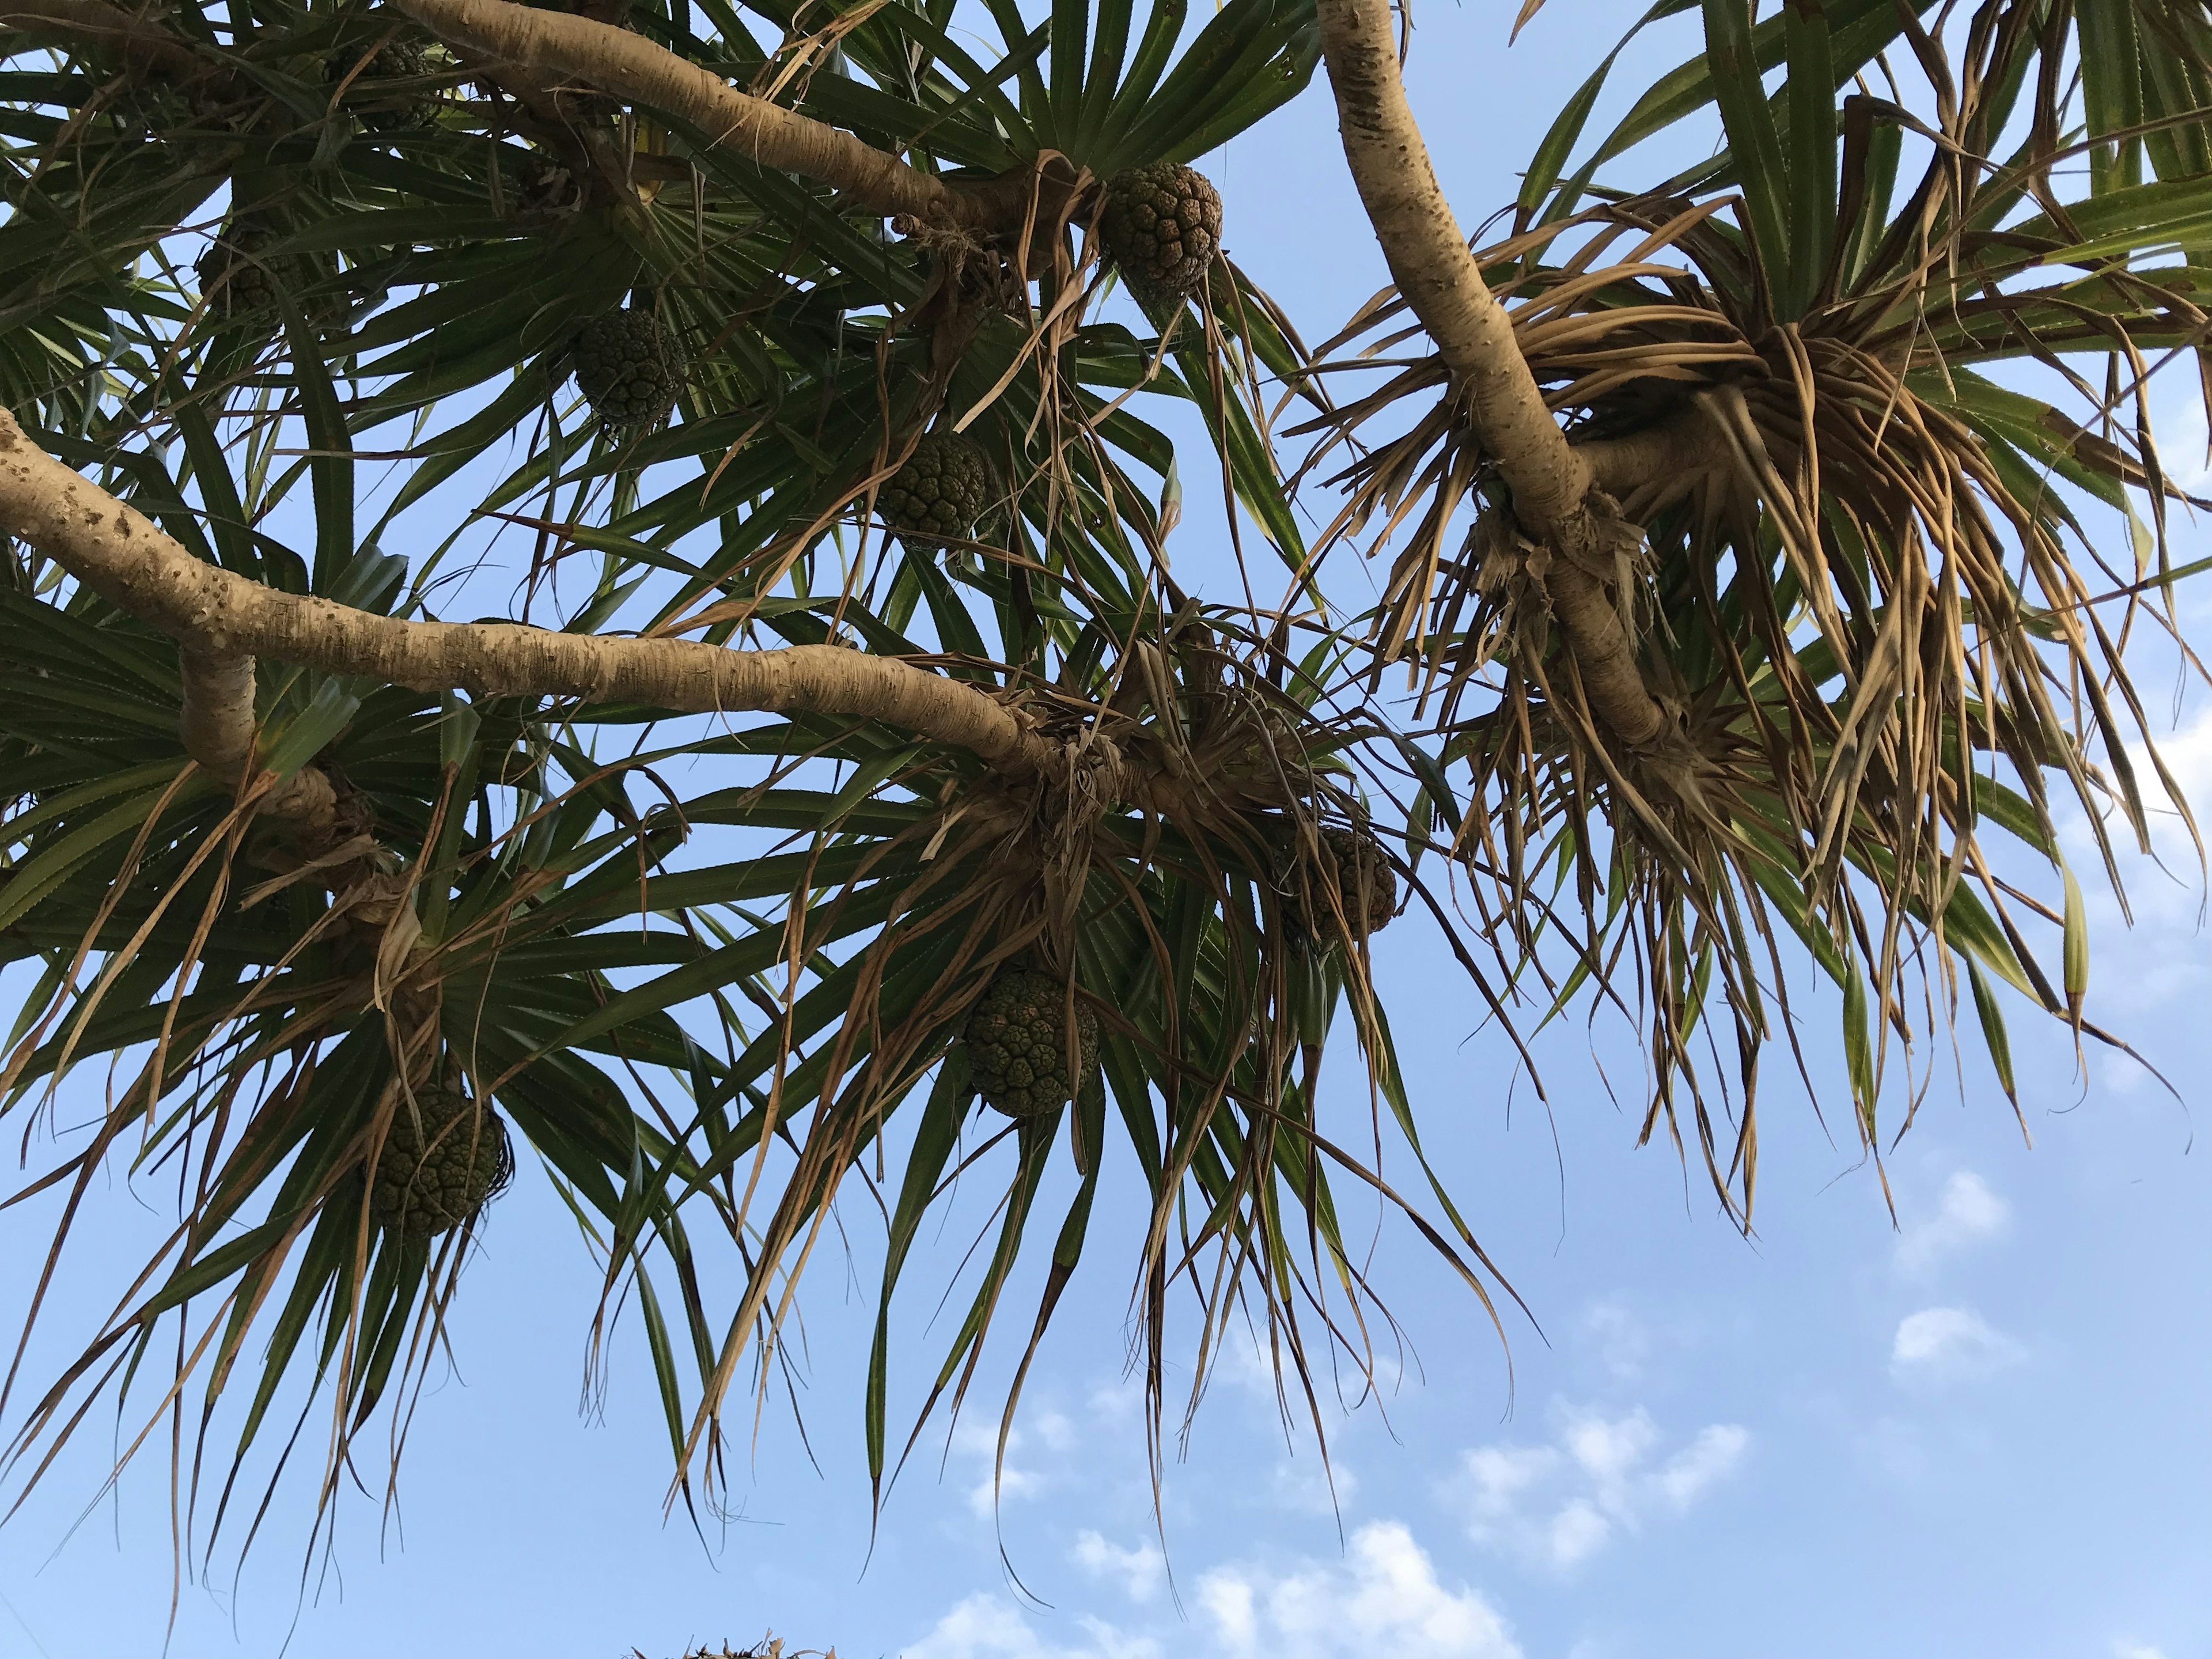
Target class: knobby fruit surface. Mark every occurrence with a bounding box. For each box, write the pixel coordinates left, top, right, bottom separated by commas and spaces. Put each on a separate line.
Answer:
877, 433, 993, 545
1289, 825, 1397, 942
368, 1086, 514, 1240
195, 218, 281, 318
963, 968, 1099, 1118
1101, 163, 1223, 308
324, 37, 435, 132
569, 307, 687, 432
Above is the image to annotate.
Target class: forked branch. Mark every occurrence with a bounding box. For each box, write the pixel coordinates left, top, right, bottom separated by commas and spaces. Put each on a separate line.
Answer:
0, 410, 1054, 778
1312, 0, 1666, 747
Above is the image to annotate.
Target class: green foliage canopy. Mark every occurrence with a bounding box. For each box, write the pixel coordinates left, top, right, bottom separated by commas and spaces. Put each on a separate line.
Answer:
0, 0, 2207, 1568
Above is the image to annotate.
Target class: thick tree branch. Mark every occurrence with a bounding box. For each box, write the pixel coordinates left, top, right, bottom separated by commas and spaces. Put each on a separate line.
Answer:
177, 651, 256, 781
175, 650, 336, 830
1, 0, 203, 78
1313, 0, 1666, 747
452, 40, 641, 206
396, 0, 1014, 233
1576, 408, 1725, 510
0, 410, 1054, 778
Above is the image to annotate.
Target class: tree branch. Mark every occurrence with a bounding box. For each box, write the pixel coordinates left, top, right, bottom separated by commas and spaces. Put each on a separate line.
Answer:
1313, 0, 1666, 747
396, 0, 1014, 233
1576, 408, 1725, 511
2, 0, 197, 77
452, 39, 642, 207
176, 651, 256, 781
0, 409, 1054, 778
1, 0, 248, 90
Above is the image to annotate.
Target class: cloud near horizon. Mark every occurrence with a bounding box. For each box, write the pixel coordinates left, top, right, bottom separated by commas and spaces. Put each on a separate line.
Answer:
1198, 1521, 1521, 1659
908, 1522, 1518, 1659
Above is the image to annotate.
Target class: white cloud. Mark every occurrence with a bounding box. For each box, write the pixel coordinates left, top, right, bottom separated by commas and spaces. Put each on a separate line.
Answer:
2045, 700, 2212, 1018
1654, 1425, 1753, 1510
1895, 1171, 2011, 1272
1268, 1452, 1358, 1516
1581, 1300, 1651, 1380
2140, 704, 2212, 806
2113, 1644, 2171, 1659
950, 1419, 1048, 1517
1450, 1407, 1749, 1571
1541, 1499, 1612, 1569
2067, 700, 2212, 1036
1562, 1408, 1657, 1491
2157, 370, 2212, 495
1198, 1521, 1521, 1659
1197, 1571, 1255, 1651
1085, 1378, 1144, 1423
1461, 1444, 1559, 1528
903, 1596, 1160, 1659
1891, 1306, 2027, 1381
1072, 1531, 1166, 1604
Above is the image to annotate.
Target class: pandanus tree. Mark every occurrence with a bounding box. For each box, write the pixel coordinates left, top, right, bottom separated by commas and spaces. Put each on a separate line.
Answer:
1, 0, 2208, 1577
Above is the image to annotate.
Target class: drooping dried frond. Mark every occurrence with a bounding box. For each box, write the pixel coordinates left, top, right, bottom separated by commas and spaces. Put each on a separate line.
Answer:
1294, 1, 2212, 1218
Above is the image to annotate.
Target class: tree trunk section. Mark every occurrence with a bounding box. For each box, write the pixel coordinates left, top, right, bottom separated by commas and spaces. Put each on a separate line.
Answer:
1313, 0, 1666, 747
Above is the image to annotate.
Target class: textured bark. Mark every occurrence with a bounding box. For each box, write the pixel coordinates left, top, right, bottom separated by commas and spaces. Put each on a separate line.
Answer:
0, 410, 1054, 775
1313, 0, 1665, 747
1576, 407, 1724, 508
448, 37, 639, 204
177, 651, 256, 782
399, 0, 1013, 232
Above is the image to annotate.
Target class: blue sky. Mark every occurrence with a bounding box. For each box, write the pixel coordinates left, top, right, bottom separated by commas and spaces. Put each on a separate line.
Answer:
5, 3, 2212, 1657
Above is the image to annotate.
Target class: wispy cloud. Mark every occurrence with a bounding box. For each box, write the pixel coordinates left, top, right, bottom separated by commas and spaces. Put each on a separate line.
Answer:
1198, 1521, 1521, 1659
2113, 1643, 2172, 1659
1891, 1306, 2027, 1382
1072, 1531, 1166, 1604
1450, 1407, 1749, 1571
1653, 1425, 1755, 1509
1581, 1300, 1651, 1381
2056, 704, 2212, 1026
950, 1419, 1051, 1517
1264, 1451, 1358, 1517
2156, 368, 2212, 495
1895, 1172, 2010, 1272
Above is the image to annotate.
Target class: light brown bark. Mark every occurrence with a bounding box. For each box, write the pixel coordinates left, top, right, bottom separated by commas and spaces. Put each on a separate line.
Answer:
447, 37, 641, 204
0, 409, 1054, 776
1532, 551, 1663, 744
1577, 410, 1724, 510
397, 0, 1010, 233
1313, 0, 1666, 747
177, 651, 256, 782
